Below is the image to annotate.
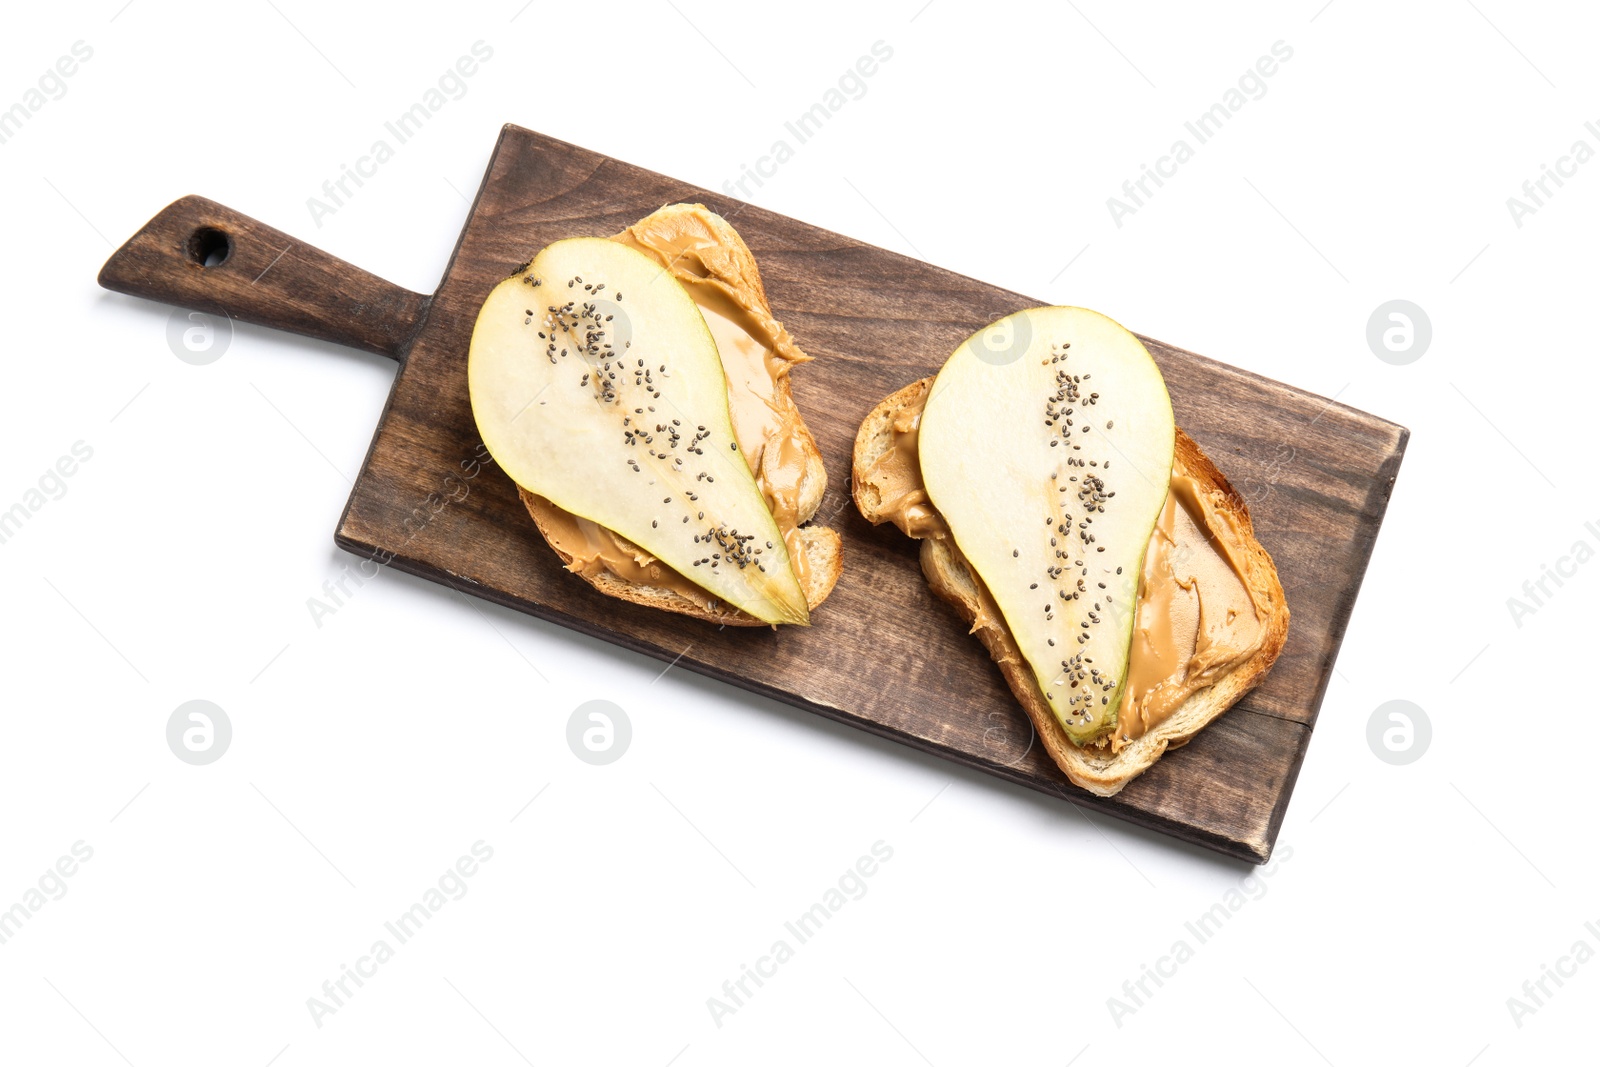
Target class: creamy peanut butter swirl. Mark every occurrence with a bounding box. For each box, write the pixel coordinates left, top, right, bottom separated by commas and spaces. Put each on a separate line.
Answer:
858, 379, 1266, 750
526, 206, 815, 610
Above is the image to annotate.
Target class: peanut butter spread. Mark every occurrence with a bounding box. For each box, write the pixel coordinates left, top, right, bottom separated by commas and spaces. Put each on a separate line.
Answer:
860, 380, 1266, 750
525, 207, 816, 611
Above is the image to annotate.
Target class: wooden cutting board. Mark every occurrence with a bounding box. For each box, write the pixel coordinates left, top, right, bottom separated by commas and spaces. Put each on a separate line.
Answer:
99, 124, 1407, 863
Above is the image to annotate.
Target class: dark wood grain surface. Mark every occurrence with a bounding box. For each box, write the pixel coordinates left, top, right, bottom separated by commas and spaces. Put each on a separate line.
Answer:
99, 125, 1408, 863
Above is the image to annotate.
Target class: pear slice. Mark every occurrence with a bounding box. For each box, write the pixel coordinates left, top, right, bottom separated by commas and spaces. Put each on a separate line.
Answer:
468, 237, 809, 626
918, 307, 1175, 744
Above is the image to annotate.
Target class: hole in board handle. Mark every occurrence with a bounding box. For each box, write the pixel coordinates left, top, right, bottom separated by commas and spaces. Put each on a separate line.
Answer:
187, 227, 232, 269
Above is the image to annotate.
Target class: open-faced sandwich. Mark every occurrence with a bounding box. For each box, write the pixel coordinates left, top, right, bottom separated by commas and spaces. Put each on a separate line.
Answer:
469, 204, 840, 627
852, 307, 1289, 795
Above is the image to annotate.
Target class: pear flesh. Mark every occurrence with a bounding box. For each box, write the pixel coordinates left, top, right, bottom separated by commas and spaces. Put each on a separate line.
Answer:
918, 307, 1175, 744
468, 237, 809, 626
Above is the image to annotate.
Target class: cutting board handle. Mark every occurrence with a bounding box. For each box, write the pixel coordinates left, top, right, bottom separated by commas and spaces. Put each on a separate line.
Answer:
98, 195, 430, 361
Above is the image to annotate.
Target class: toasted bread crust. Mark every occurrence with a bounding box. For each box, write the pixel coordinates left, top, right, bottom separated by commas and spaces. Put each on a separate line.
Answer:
854, 377, 1289, 796
519, 204, 838, 625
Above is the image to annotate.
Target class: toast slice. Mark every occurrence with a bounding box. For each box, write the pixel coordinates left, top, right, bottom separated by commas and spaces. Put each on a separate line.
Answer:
853, 378, 1289, 795
519, 204, 840, 626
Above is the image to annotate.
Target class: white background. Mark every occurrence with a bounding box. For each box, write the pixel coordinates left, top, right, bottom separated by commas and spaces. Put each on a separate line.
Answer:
2, 1, 1595, 1063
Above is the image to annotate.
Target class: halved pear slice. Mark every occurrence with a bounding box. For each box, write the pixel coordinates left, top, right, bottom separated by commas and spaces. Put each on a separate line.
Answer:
918, 307, 1175, 744
468, 237, 809, 625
